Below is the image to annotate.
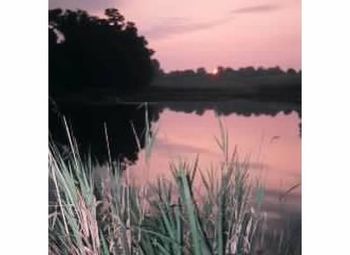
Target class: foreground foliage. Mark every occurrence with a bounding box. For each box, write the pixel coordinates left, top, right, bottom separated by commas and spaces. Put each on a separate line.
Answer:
49, 119, 299, 254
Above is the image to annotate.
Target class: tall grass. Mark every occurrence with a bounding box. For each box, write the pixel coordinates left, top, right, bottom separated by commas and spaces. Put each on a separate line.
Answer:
49, 116, 298, 254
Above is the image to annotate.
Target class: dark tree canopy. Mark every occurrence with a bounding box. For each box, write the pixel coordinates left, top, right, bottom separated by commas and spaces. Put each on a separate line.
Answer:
49, 101, 151, 165
49, 8, 156, 96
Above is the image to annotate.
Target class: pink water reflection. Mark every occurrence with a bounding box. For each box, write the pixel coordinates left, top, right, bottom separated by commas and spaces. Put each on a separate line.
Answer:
130, 109, 300, 188
128, 108, 301, 223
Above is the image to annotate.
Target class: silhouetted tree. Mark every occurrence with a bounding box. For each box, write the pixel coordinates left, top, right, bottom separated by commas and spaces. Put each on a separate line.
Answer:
217, 66, 225, 75
238, 66, 256, 76
287, 68, 297, 75
49, 8, 157, 96
266, 66, 284, 75
151, 59, 164, 77
196, 67, 207, 76
183, 69, 196, 76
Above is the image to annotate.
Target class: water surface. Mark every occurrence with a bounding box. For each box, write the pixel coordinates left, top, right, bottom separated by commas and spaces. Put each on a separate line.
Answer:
129, 103, 301, 228
50, 99, 301, 229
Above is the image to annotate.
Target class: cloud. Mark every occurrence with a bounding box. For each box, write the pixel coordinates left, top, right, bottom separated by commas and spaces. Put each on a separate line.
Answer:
144, 16, 233, 40
49, 0, 121, 13
231, 4, 280, 14
155, 137, 215, 155
154, 137, 267, 170
143, 4, 280, 40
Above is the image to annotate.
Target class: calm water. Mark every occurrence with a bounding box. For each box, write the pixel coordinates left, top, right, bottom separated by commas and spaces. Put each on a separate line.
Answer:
50, 100, 301, 229
129, 104, 301, 228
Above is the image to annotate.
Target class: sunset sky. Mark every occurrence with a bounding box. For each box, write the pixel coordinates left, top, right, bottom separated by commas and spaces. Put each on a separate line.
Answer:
49, 0, 301, 72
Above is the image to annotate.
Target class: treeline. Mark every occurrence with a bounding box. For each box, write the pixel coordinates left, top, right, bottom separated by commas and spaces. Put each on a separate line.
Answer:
153, 66, 301, 90
159, 66, 300, 79
49, 8, 160, 97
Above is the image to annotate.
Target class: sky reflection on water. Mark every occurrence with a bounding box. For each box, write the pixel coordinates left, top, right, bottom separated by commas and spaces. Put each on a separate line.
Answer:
128, 108, 301, 226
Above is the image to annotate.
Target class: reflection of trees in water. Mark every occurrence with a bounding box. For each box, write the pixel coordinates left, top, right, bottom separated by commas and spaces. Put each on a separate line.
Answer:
151, 101, 301, 137
151, 100, 301, 121
49, 100, 301, 166
49, 101, 150, 165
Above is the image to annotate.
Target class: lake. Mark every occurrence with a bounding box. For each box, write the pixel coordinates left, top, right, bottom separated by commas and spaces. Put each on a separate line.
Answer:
130, 102, 301, 229
50, 99, 301, 232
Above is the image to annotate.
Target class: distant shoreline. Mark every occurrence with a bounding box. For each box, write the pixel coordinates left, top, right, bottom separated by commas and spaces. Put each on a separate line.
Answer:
52, 85, 301, 107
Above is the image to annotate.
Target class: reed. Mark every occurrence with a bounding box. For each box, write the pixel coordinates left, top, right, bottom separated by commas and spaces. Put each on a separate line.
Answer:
49, 116, 298, 255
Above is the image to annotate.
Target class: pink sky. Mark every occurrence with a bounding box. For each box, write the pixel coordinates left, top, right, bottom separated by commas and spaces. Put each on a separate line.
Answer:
49, 0, 301, 71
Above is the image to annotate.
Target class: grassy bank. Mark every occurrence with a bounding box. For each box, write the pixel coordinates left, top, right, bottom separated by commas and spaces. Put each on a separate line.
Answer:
48, 119, 300, 255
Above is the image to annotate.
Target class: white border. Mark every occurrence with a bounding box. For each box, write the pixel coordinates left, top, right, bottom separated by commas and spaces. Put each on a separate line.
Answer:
0, 1, 48, 254
303, 0, 350, 253
0, 0, 350, 253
